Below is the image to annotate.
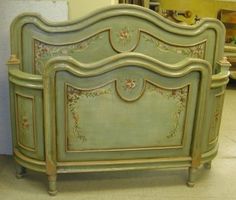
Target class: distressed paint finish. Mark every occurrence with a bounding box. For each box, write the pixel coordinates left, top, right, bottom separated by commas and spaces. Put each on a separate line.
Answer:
7, 5, 229, 195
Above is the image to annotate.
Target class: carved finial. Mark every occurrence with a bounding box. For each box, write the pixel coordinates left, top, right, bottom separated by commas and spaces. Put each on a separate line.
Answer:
218, 56, 231, 73
220, 56, 230, 65
7, 54, 20, 65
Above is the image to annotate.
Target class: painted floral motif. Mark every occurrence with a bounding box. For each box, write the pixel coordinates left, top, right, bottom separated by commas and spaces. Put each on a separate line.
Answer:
34, 33, 103, 74
146, 83, 188, 138
142, 33, 205, 59
67, 87, 84, 142
20, 116, 30, 133
119, 28, 129, 40
18, 115, 30, 138
21, 116, 29, 129
117, 27, 134, 46
124, 79, 136, 89
67, 86, 111, 142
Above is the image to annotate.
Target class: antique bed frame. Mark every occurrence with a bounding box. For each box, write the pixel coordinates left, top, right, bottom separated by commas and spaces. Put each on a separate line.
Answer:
7, 5, 230, 195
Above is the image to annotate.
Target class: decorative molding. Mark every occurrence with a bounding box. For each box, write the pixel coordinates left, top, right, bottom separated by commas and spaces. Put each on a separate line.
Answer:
44, 53, 212, 78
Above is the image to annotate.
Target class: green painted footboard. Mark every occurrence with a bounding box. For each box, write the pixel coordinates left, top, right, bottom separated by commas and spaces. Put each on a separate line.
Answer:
7, 5, 230, 195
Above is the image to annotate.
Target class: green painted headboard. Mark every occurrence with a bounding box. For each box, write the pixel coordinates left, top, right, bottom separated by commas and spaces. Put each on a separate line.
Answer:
10, 4, 225, 75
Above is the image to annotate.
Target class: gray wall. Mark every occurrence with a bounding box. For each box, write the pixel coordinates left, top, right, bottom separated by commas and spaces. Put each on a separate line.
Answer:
0, 0, 68, 155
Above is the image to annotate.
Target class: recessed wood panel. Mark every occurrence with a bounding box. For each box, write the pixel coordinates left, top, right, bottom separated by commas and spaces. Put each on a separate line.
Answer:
15, 93, 36, 152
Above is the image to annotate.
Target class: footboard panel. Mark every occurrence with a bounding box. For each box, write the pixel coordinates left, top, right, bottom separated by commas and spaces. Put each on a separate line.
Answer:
42, 56, 210, 164
58, 69, 199, 162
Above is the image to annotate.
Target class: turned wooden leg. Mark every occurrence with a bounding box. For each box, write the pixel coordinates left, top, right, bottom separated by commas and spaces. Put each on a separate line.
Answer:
204, 161, 212, 170
15, 163, 26, 179
187, 167, 197, 187
48, 174, 57, 196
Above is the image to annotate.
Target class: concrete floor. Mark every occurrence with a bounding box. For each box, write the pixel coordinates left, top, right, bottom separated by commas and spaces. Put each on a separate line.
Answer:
0, 83, 236, 200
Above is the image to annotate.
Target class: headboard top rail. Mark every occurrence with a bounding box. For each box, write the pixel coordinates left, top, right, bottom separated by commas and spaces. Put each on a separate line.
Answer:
10, 5, 225, 74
